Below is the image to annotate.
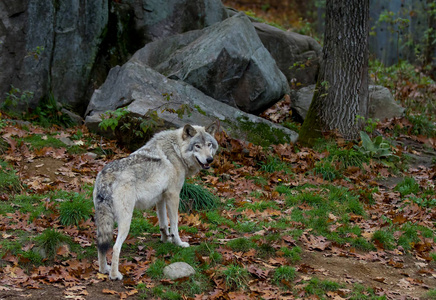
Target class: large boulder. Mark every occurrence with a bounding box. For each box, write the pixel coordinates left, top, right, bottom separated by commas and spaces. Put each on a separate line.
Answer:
117, 0, 228, 45
253, 22, 322, 87
292, 84, 405, 121
133, 13, 290, 114
84, 57, 298, 144
0, 0, 108, 114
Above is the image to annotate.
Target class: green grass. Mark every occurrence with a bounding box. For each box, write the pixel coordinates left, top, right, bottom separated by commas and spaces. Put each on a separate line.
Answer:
349, 284, 388, 300
273, 266, 296, 286
147, 259, 166, 279
227, 237, 256, 252
394, 177, 420, 197
425, 289, 436, 300
313, 161, 340, 181
0, 194, 50, 221
58, 192, 93, 226
259, 155, 293, 174
327, 147, 368, 169
34, 229, 71, 259
372, 229, 395, 250
406, 114, 436, 137
304, 277, 342, 297
238, 200, 279, 212
0, 160, 22, 194
280, 246, 302, 263
179, 182, 219, 213
221, 264, 250, 290
129, 211, 156, 237
19, 134, 67, 150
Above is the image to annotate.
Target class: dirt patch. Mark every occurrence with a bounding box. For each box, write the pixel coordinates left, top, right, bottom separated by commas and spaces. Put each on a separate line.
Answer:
21, 157, 75, 184
0, 280, 131, 300
300, 250, 435, 299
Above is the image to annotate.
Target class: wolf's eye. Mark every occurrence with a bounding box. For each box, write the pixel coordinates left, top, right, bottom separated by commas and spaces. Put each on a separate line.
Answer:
207, 143, 212, 147
195, 144, 201, 149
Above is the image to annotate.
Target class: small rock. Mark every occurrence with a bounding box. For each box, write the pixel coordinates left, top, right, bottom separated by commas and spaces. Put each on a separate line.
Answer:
163, 262, 195, 280
58, 137, 75, 146
84, 152, 98, 159
61, 108, 84, 125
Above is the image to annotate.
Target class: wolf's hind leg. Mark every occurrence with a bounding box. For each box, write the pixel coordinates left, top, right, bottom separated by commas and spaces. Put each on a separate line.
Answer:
97, 248, 111, 274
156, 200, 170, 243
166, 193, 189, 248
110, 216, 132, 280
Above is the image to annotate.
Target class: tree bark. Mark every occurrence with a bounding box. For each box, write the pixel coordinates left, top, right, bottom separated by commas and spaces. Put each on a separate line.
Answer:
299, 0, 369, 146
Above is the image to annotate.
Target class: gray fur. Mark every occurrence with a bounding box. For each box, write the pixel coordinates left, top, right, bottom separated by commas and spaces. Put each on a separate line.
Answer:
93, 122, 218, 280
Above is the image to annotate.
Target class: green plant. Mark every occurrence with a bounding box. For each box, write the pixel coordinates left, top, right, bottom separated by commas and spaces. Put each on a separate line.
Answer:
356, 131, 394, 158
34, 229, 70, 259
304, 277, 342, 297
394, 177, 420, 197
372, 229, 395, 250
58, 193, 93, 226
221, 264, 250, 290
405, 196, 436, 209
273, 265, 296, 286
147, 259, 166, 279
0, 160, 22, 194
237, 116, 292, 147
313, 161, 339, 181
280, 246, 302, 263
349, 284, 387, 300
2, 85, 34, 111
425, 290, 436, 300
227, 238, 255, 252
406, 114, 436, 137
26, 46, 45, 60
99, 95, 192, 150
32, 93, 74, 127
259, 156, 293, 174
179, 182, 219, 213
99, 107, 163, 150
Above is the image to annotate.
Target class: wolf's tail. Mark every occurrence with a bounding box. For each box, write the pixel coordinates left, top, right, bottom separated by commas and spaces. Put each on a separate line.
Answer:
94, 195, 114, 255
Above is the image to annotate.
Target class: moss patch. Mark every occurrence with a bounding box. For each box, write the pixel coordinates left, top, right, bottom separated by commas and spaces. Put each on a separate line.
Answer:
237, 116, 291, 147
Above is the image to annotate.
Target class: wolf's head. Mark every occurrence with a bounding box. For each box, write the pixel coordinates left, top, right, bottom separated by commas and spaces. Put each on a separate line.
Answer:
182, 122, 219, 170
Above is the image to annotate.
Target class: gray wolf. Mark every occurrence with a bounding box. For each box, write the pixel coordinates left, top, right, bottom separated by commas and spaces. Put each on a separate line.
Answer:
93, 122, 218, 280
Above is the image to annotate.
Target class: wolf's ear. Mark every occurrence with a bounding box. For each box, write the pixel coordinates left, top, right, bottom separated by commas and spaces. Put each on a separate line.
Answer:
205, 121, 218, 136
182, 124, 197, 140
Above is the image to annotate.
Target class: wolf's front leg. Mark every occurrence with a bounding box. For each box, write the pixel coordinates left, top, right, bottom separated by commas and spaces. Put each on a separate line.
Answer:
166, 193, 189, 248
156, 200, 170, 243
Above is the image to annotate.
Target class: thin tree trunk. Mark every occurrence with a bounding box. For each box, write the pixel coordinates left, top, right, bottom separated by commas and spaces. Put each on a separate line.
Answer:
299, 0, 369, 145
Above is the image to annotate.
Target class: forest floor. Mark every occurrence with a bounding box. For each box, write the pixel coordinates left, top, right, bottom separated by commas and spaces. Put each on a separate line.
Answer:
0, 113, 435, 299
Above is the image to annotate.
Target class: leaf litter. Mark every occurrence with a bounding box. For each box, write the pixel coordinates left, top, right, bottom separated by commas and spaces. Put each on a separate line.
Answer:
0, 117, 435, 299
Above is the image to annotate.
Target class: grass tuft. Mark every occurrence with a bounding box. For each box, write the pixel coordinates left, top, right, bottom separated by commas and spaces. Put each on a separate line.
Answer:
58, 193, 93, 226
34, 229, 70, 259
179, 182, 218, 213
221, 264, 250, 290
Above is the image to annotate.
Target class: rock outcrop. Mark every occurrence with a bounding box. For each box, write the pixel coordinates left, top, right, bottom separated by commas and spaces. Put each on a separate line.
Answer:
0, 0, 108, 114
84, 57, 298, 144
134, 13, 290, 114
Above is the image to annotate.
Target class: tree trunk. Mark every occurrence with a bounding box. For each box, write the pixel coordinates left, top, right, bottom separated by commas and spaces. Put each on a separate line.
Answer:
299, 0, 369, 146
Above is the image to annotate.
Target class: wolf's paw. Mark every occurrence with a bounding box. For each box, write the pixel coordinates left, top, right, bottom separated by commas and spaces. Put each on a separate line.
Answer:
177, 241, 190, 248
99, 264, 110, 274
109, 271, 123, 280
